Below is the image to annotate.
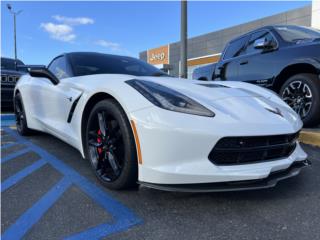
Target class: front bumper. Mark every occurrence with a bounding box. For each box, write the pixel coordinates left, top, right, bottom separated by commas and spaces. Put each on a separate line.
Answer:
139, 159, 311, 192
131, 106, 307, 185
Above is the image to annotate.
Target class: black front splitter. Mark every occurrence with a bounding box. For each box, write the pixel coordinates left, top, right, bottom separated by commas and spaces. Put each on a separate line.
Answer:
139, 160, 311, 193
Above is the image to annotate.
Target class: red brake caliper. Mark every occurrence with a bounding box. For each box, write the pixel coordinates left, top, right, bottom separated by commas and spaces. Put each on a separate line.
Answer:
97, 129, 102, 155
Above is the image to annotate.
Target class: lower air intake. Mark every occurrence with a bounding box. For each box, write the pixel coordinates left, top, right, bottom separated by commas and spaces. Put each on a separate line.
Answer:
209, 132, 299, 165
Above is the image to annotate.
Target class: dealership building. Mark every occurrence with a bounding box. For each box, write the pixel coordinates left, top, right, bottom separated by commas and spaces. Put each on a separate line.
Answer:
139, 1, 320, 78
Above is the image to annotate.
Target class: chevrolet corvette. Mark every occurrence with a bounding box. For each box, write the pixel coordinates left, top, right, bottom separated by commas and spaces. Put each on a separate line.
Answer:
14, 52, 309, 191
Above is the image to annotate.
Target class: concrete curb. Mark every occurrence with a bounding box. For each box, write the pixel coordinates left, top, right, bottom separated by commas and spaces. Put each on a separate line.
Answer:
299, 130, 320, 147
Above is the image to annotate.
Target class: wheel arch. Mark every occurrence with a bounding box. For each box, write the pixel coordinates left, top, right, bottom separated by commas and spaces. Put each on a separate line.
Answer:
273, 63, 319, 93
81, 92, 115, 156
13, 88, 20, 107
14, 88, 20, 96
80, 92, 132, 159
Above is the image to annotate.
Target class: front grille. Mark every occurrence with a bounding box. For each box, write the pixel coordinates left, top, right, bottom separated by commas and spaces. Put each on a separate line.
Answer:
209, 132, 299, 165
1, 75, 20, 84
1, 75, 8, 82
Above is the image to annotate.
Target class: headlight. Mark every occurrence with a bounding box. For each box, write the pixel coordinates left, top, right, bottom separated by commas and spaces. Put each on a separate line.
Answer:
126, 79, 215, 117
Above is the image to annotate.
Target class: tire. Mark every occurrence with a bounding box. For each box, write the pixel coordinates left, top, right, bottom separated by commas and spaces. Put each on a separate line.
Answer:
280, 73, 320, 127
84, 99, 138, 190
14, 93, 33, 136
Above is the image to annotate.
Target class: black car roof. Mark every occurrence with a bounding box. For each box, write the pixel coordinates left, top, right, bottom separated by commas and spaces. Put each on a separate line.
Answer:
49, 52, 134, 66
228, 25, 310, 43
1, 57, 24, 63
65, 52, 129, 59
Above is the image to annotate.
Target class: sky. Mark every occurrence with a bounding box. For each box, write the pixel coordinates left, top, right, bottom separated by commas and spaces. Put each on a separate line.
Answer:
1, 1, 310, 65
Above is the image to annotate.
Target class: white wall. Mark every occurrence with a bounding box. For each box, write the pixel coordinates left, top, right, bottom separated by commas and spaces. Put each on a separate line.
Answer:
312, 0, 320, 29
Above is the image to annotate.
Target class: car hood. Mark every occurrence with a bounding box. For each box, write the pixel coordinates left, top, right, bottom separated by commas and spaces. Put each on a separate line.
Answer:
69, 74, 269, 102
138, 76, 269, 102
136, 76, 300, 127
65, 74, 300, 128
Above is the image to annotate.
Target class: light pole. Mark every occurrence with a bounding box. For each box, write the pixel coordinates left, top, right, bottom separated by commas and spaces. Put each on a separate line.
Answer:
180, 0, 187, 79
7, 4, 22, 61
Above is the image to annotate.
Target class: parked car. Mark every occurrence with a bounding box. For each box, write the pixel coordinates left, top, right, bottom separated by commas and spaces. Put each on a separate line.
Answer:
1, 57, 27, 110
193, 25, 320, 127
14, 52, 309, 191
193, 63, 216, 81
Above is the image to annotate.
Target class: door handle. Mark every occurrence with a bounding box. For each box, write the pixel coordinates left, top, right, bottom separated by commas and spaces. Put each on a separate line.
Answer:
67, 97, 73, 102
240, 60, 248, 65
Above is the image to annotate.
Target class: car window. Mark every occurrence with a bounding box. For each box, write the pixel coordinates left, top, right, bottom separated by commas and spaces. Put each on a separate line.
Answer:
125, 64, 147, 74
275, 26, 320, 43
48, 56, 70, 79
243, 30, 276, 55
69, 53, 167, 77
223, 36, 248, 60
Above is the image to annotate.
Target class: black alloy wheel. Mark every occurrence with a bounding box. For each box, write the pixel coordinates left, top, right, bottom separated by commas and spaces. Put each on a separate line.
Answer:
282, 80, 312, 118
280, 73, 320, 127
85, 99, 138, 190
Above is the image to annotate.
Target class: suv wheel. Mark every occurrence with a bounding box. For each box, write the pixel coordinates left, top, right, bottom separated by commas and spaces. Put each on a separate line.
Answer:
280, 73, 320, 127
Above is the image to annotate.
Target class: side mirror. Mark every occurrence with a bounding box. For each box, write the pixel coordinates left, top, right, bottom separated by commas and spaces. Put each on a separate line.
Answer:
254, 38, 274, 50
26, 66, 59, 85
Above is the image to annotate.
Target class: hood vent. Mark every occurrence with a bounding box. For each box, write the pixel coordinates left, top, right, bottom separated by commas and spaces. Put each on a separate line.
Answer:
197, 83, 229, 88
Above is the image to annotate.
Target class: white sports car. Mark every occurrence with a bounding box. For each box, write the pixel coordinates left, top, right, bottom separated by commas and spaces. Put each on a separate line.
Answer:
14, 52, 310, 191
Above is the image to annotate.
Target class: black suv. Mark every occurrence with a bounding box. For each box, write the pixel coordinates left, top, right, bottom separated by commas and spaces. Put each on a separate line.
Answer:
1, 57, 27, 110
193, 25, 320, 127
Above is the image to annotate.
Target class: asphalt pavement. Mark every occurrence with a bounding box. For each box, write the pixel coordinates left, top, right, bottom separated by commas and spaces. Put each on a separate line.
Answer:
1, 122, 320, 240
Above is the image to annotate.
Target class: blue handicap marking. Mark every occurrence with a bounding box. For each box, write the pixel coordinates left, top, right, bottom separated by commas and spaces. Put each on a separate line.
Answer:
3, 177, 72, 240
2, 142, 19, 150
1, 114, 16, 127
1, 126, 142, 240
1, 159, 46, 192
1, 147, 30, 164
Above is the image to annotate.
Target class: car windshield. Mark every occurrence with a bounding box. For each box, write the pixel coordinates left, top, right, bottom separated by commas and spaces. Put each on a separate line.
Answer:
275, 26, 320, 43
1, 58, 25, 71
69, 53, 168, 77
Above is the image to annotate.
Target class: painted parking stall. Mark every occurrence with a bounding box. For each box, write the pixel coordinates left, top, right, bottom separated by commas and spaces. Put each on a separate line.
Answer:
1, 115, 142, 240
1, 114, 15, 127
2, 113, 320, 240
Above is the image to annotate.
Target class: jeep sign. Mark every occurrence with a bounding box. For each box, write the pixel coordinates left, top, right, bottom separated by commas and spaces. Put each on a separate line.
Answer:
147, 45, 169, 65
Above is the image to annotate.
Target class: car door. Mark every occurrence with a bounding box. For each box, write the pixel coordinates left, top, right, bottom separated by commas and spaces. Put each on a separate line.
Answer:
32, 55, 82, 140
237, 30, 278, 87
215, 35, 248, 81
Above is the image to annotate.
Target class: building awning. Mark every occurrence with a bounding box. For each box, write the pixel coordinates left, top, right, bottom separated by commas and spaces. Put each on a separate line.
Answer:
187, 53, 221, 67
